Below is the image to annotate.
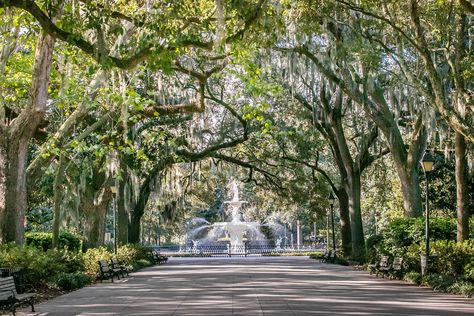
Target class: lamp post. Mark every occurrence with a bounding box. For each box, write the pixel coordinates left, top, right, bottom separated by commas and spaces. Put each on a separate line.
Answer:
328, 193, 336, 251
110, 178, 118, 254
421, 151, 435, 276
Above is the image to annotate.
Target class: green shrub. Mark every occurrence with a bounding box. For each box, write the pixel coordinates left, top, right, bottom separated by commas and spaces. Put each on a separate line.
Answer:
381, 217, 456, 256
82, 244, 154, 277
309, 252, 324, 260
0, 243, 154, 289
422, 273, 455, 292
25, 231, 82, 252
366, 217, 458, 265
449, 281, 474, 298
464, 262, 474, 281
116, 244, 154, 265
82, 247, 113, 276
132, 259, 154, 270
365, 234, 384, 263
55, 272, 90, 291
430, 240, 474, 278
334, 257, 349, 265
404, 272, 422, 285
0, 244, 83, 287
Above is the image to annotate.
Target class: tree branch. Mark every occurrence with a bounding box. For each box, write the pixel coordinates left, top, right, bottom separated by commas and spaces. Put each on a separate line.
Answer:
212, 153, 282, 189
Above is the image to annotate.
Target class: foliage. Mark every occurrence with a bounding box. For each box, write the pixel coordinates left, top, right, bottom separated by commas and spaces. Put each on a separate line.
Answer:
0, 244, 83, 287
83, 244, 153, 276
430, 241, 474, 279
448, 281, 474, 298
404, 272, 422, 285
55, 272, 91, 291
25, 231, 82, 252
117, 244, 154, 267
422, 273, 456, 293
82, 247, 113, 276
367, 217, 457, 260
0, 243, 154, 292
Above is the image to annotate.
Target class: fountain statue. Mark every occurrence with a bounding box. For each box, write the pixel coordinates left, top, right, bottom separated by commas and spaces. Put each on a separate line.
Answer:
209, 180, 261, 254
185, 180, 310, 256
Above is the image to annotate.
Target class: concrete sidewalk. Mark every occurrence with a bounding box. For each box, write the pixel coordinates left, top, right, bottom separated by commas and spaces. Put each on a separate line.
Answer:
20, 256, 473, 315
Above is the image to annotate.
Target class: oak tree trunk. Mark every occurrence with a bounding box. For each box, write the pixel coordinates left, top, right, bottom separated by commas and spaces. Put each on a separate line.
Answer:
81, 193, 110, 248
346, 170, 365, 262
336, 188, 352, 257
0, 139, 29, 244
117, 161, 129, 245
0, 32, 55, 244
455, 132, 470, 242
396, 164, 424, 218
52, 154, 67, 248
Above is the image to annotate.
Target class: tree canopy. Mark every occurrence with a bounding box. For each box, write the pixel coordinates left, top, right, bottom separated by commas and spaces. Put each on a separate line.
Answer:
0, 0, 472, 262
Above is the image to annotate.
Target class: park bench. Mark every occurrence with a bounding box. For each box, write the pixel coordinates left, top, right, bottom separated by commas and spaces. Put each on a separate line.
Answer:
0, 276, 35, 316
110, 258, 129, 278
0, 268, 26, 294
98, 260, 121, 282
321, 250, 336, 263
389, 257, 404, 279
368, 255, 390, 277
152, 250, 168, 265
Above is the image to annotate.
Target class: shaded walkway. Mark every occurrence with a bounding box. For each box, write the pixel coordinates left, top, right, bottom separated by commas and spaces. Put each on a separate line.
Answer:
23, 256, 473, 315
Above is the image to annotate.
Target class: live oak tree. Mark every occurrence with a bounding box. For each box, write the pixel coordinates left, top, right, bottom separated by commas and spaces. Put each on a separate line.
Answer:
0, 0, 271, 244
334, 0, 473, 241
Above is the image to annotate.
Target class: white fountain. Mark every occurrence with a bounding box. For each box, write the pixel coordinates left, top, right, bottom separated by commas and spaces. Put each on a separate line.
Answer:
209, 180, 261, 254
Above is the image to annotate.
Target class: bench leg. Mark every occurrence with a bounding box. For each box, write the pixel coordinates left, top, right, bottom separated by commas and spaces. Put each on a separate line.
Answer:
10, 302, 16, 316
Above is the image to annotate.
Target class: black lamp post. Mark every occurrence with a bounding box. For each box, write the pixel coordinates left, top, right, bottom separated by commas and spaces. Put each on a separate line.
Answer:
328, 192, 336, 251
421, 151, 435, 275
110, 178, 118, 254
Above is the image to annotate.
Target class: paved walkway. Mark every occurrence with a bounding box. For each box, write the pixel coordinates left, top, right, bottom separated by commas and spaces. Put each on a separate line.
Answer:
21, 256, 473, 316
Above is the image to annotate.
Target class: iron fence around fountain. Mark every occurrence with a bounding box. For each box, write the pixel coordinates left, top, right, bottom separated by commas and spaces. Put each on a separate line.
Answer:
157, 243, 326, 257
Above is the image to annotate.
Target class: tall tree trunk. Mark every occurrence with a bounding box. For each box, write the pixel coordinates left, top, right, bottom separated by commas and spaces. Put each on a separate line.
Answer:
128, 183, 152, 244
396, 164, 424, 218
336, 188, 352, 257
453, 14, 470, 242
346, 170, 365, 262
117, 160, 129, 245
80, 166, 111, 248
0, 32, 55, 244
81, 191, 111, 248
455, 132, 470, 242
52, 154, 67, 248
0, 139, 30, 244
128, 211, 142, 244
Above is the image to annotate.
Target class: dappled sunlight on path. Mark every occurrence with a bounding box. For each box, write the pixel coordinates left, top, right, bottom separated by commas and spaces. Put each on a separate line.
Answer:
22, 256, 473, 315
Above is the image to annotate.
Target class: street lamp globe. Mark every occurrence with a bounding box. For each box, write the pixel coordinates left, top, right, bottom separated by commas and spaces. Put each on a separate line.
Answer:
328, 192, 336, 207
110, 177, 118, 194
422, 152, 435, 173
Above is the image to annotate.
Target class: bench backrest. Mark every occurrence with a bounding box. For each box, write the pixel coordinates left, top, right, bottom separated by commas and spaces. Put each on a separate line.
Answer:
392, 257, 403, 270
0, 276, 17, 299
380, 255, 390, 267
111, 258, 121, 269
99, 260, 110, 272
